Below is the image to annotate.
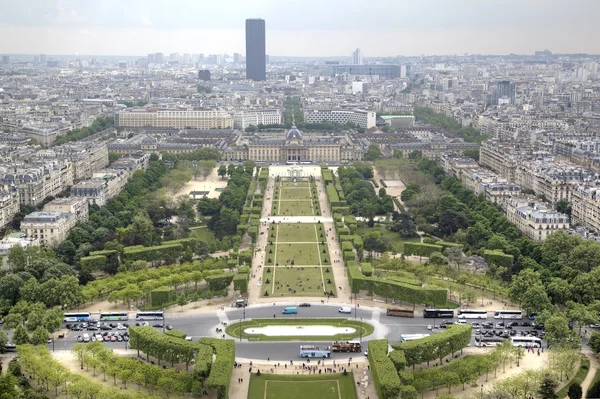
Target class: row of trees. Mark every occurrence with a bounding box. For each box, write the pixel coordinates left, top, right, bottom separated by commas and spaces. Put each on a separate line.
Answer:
337, 164, 394, 217
54, 116, 114, 145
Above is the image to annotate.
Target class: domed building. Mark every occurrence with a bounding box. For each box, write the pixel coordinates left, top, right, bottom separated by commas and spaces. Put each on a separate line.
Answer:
222, 126, 366, 163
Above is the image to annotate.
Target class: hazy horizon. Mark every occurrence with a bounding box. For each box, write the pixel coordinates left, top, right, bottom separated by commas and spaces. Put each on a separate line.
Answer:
1, 0, 599, 57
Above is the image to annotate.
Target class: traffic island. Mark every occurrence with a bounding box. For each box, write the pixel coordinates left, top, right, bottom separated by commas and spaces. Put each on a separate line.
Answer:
225, 318, 374, 341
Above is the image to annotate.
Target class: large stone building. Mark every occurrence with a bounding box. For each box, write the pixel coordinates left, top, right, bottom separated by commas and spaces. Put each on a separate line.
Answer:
303, 109, 376, 129
115, 108, 234, 129
221, 126, 365, 163
20, 211, 76, 247
505, 197, 570, 241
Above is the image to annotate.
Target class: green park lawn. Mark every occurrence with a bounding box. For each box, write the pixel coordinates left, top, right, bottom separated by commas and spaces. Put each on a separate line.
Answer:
278, 185, 312, 200
356, 225, 421, 253
273, 223, 323, 242
273, 199, 317, 216
227, 319, 372, 342
265, 243, 329, 266
248, 373, 358, 399
263, 265, 335, 297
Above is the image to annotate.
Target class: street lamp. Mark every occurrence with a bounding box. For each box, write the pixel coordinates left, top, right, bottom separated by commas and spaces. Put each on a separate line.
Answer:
354, 304, 357, 320
360, 318, 363, 343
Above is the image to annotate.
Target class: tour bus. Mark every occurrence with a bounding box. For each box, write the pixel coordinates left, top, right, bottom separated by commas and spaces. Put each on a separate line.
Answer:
300, 345, 331, 358
63, 312, 92, 322
493, 310, 523, 320
457, 309, 488, 319
423, 309, 455, 319
510, 336, 542, 348
399, 334, 430, 342
332, 340, 362, 352
386, 308, 415, 318
475, 336, 507, 347
99, 312, 129, 321
135, 311, 164, 321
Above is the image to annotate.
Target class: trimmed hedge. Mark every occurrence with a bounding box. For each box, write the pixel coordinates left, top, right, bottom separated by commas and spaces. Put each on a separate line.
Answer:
129, 326, 202, 370
194, 342, 214, 378
150, 286, 176, 307
164, 329, 187, 340
233, 273, 249, 293
372, 179, 380, 188
368, 339, 401, 399
380, 179, 387, 188
342, 241, 354, 251
80, 255, 107, 271
389, 349, 406, 371
483, 249, 514, 268
346, 262, 446, 304
205, 272, 235, 291
122, 243, 183, 262
199, 338, 235, 399
322, 169, 334, 184
391, 324, 472, 367
392, 196, 406, 213
361, 262, 373, 277
404, 242, 443, 257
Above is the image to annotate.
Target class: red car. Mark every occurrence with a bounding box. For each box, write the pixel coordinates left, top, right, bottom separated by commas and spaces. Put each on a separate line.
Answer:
110, 336, 117, 342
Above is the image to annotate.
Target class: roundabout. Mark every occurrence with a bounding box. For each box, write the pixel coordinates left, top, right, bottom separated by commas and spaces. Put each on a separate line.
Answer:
225, 318, 374, 341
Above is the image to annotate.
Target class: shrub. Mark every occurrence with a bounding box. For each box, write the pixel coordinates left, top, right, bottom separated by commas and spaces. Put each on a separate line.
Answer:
368, 339, 400, 399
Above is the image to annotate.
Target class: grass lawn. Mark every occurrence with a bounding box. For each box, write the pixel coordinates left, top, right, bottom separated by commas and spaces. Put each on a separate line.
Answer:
356, 225, 421, 253
248, 373, 357, 399
264, 265, 335, 297
278, 186, 312, 200
557, 354, 590, 398
272, 224, 324, 243
188, 226, 215, 241
265, 243, 330, 266
227, 319, 373, 342
273, 200, 317, 216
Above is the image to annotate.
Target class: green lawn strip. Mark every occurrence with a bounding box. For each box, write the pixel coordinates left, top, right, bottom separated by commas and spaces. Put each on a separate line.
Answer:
248, 373, 358, 399
274, 243, 323, 265
226, 318, 374, 341
280, 187, 313, 200
271, 266, 327, 296
274, 200, 316, 216
277, 224, 321, 242
557, 354, 590, 398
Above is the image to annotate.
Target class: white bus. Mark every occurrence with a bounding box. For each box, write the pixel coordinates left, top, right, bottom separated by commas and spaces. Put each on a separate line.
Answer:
63, 312, 92, 322
399, 334, 430, 342
457, 309, 488, 319
493, 310, 523, 320
300, 345, 331, 358
135, 311, 164, 321
100, 312, 129, 321
475, 336, 506, 347
510, 336, 542, 348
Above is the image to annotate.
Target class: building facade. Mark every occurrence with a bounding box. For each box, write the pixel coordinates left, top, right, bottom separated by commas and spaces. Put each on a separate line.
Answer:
505, 197, 570, 241
233, 109, 282, 130
304, 109, 376, 129
20, 211, 76, 247
115, 108, 234, 129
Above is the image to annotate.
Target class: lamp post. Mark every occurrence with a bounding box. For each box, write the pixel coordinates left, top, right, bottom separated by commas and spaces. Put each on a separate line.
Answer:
354, 304, 357, 320
480, 384, 484, 399
360, 318, 363, 343
516, 347, 521, 367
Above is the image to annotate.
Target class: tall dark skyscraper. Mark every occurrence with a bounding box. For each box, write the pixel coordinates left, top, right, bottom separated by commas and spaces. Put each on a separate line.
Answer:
245, 18, 266, 81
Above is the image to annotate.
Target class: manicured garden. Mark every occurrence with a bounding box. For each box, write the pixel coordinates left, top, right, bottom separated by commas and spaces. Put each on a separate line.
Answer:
264, 265, 336, 296
356, 225, 421, 254
248, 373, 358, 399
275, 223, 322, 242
271, 178, 321, 216
226, 318, 374, 341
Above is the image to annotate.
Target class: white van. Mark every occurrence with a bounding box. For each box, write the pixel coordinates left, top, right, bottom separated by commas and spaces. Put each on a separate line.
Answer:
339, 307, 352, 314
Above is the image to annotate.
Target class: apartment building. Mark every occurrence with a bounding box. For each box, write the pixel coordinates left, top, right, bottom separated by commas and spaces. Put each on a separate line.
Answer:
43, 197, 89, 222
514, 161, 597, 204
20, 211, 76, 247
35, 142, 109, 181
114, 108, 234, 129
460, 168, 521, 204
505, 197, 570, 241
303, 109, 376, 129
71, 169, 129, 206
0, 160, 74, 206
0, 187, 19, 228
233, 109, 282, 130
571, 184, 600, 232
440, 153, 479, 180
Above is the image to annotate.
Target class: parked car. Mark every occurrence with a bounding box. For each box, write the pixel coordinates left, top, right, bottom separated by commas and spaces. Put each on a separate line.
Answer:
166, 325, 174, 330
71, 325, 82, 331
103, 336, 110, 342
482, 322, 493, 329
117, 336, 123, 342
521, 321, 532, 327
153, 323, 163, 328
507, 322, 519, 328
299, 303, 311, 307
471, 322, 480, 328
116, 324, 127, 330
427, 325, 433, 330
110, 336, 117, 342
533, 324, 545, 330
76, 336, 82, 342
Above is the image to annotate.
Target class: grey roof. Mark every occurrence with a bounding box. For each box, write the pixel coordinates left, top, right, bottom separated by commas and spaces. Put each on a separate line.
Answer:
286, 126, 303, 140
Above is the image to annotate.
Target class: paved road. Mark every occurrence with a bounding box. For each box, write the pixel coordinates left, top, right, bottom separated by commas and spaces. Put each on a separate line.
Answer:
55, 304, 542, 361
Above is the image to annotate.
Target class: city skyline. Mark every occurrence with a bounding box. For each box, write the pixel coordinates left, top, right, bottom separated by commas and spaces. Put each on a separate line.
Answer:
0, 0, 599, 57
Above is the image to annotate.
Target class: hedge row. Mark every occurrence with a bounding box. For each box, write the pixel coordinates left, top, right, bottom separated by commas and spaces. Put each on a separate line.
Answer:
388, 349, 407, 371
199, 338, 235, 399
361, 262, 373, 277
121, 243, 183, 262
372, 179, 380, 188
205, 272, 235, 291
403, 242, 443, 257
368, 339, 401, 399
346, 261, 447, 304
150, 286, 176, 307
129, 326, 203, 370
483, 249, 514, 268
233, 273, 249, 293
164, 329, 187, 340
380, 179, 387, 188
80, 255, 107, 271
391, 324, 472, 367
392, 196, 406, 213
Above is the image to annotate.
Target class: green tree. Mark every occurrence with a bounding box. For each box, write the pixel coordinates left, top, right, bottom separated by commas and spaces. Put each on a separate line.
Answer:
521, 283, 552, 315
544, 314, 576, 348
565, 301, 597, 334
0, 373, 19, 399
364, 144, 382, 161
538, 373, 558, 399
13, 323, 29, 345
556, 199, 572, 216
3, 313, 23, 329
0, 331, 7, 353
588, 381, 600, 399
509, 269, 542, 304
568, 383, 583, 399
589, 332, 600, 353
31, 326, 49, 345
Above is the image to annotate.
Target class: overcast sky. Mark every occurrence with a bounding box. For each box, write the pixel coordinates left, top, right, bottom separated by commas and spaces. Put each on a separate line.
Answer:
1, 0, 598, 57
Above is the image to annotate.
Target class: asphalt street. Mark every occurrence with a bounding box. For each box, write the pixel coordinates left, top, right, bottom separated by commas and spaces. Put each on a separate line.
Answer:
54, 304, 539, 361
